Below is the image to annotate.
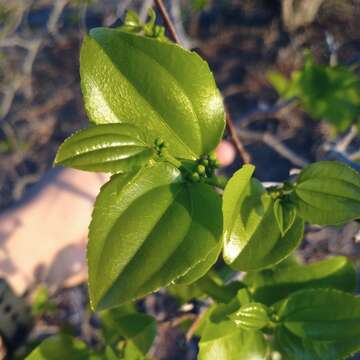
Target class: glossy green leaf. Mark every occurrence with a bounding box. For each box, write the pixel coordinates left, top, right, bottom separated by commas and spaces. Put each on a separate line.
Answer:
88, 162, 222, 310
244, 256, 356, 305
195, 273, 245, 304
222, 164, 255, 242
210, 299, 242, 324
277, 289, 360, 341
173, 239, 222, 285
198, 319, 268, 360
230, 303, 270, 331
54, 124, 154, 173
291, 161, 360, 225
80, 28, 225, 159
210, 288, 252, 324
273, 198, 297, 236
222, 165, 304, 271
275, 326, 360, 360
25, 335, 90, 360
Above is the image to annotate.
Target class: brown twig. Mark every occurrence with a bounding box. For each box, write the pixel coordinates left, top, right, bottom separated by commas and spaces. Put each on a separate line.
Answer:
186, 312, 204, 341
165, 313, 197, 328
238, 129, 308, 167
154, 0, 181, 44
226, 112, 251, 163
153, 0, 251, 163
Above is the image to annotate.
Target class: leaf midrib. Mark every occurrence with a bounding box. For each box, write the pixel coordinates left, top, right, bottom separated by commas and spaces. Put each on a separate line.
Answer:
92, 33, 200, 159
121, 34, 204, 154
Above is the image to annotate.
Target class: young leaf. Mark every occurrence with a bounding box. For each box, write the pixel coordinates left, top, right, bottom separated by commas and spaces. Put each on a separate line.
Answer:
229, 302, 270, 331
273, 198, 297, 236
277, 289, 360, 341
291, 161, 360, 225
267, 71, 294, 98
222, 164, 255, 239
244, 256, 356, 305
88, 162, 222, 310
121, 10, 142, 33
222, 165, 304, 271
54, 124, 154, 173
25, 334, 90, 360
275, 326, 360, 360
198, 320, 268, 360
80, 29, 225, 160
270, 53, 360, 131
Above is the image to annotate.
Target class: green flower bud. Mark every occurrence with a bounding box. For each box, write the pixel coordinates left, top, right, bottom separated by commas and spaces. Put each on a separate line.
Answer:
209, 151, 217, 162
197, 164, 206, 175
191, 172, 200, 182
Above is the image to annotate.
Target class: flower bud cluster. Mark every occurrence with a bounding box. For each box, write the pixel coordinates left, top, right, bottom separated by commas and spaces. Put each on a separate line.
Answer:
154, 138, 168, 156
187, 152, 220, 183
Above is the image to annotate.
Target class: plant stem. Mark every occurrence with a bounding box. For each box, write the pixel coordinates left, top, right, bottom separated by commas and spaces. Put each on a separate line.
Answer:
226, 112, 251, 164
153, 0, 181, 44
153, 0, 252, 164
161, 149, 182, 168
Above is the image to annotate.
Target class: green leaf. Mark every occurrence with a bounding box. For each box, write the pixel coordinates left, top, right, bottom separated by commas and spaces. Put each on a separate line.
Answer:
191, 0, 209, 11
229, 303, 270, 331
273, 198, 297, 236
25, 335, 90, 360
102, 313, 156, 355
100, 304, 138, 344
222, 165, 304, 271
275, 326, 360, 360
121, 342, 151, 360
291, 161, 360, 225
198, 319, 268, 360
167, 282, 204, 304
244, 256, 356, 306
173, 239, 222, 285
121, 10, 142, 33
102, 346, 119, 360
210, 288, 253, 324
222, 164, 255, 240
277, 289, 360, 341
54, 124, 154, 173
31, 286, 57, 316
271, 53, 360, 131
267, 71, 293, 97
88, 162, 222, 310
80, 29, 225, 160
297, 55, 360, 131
195, 273, 245, 303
